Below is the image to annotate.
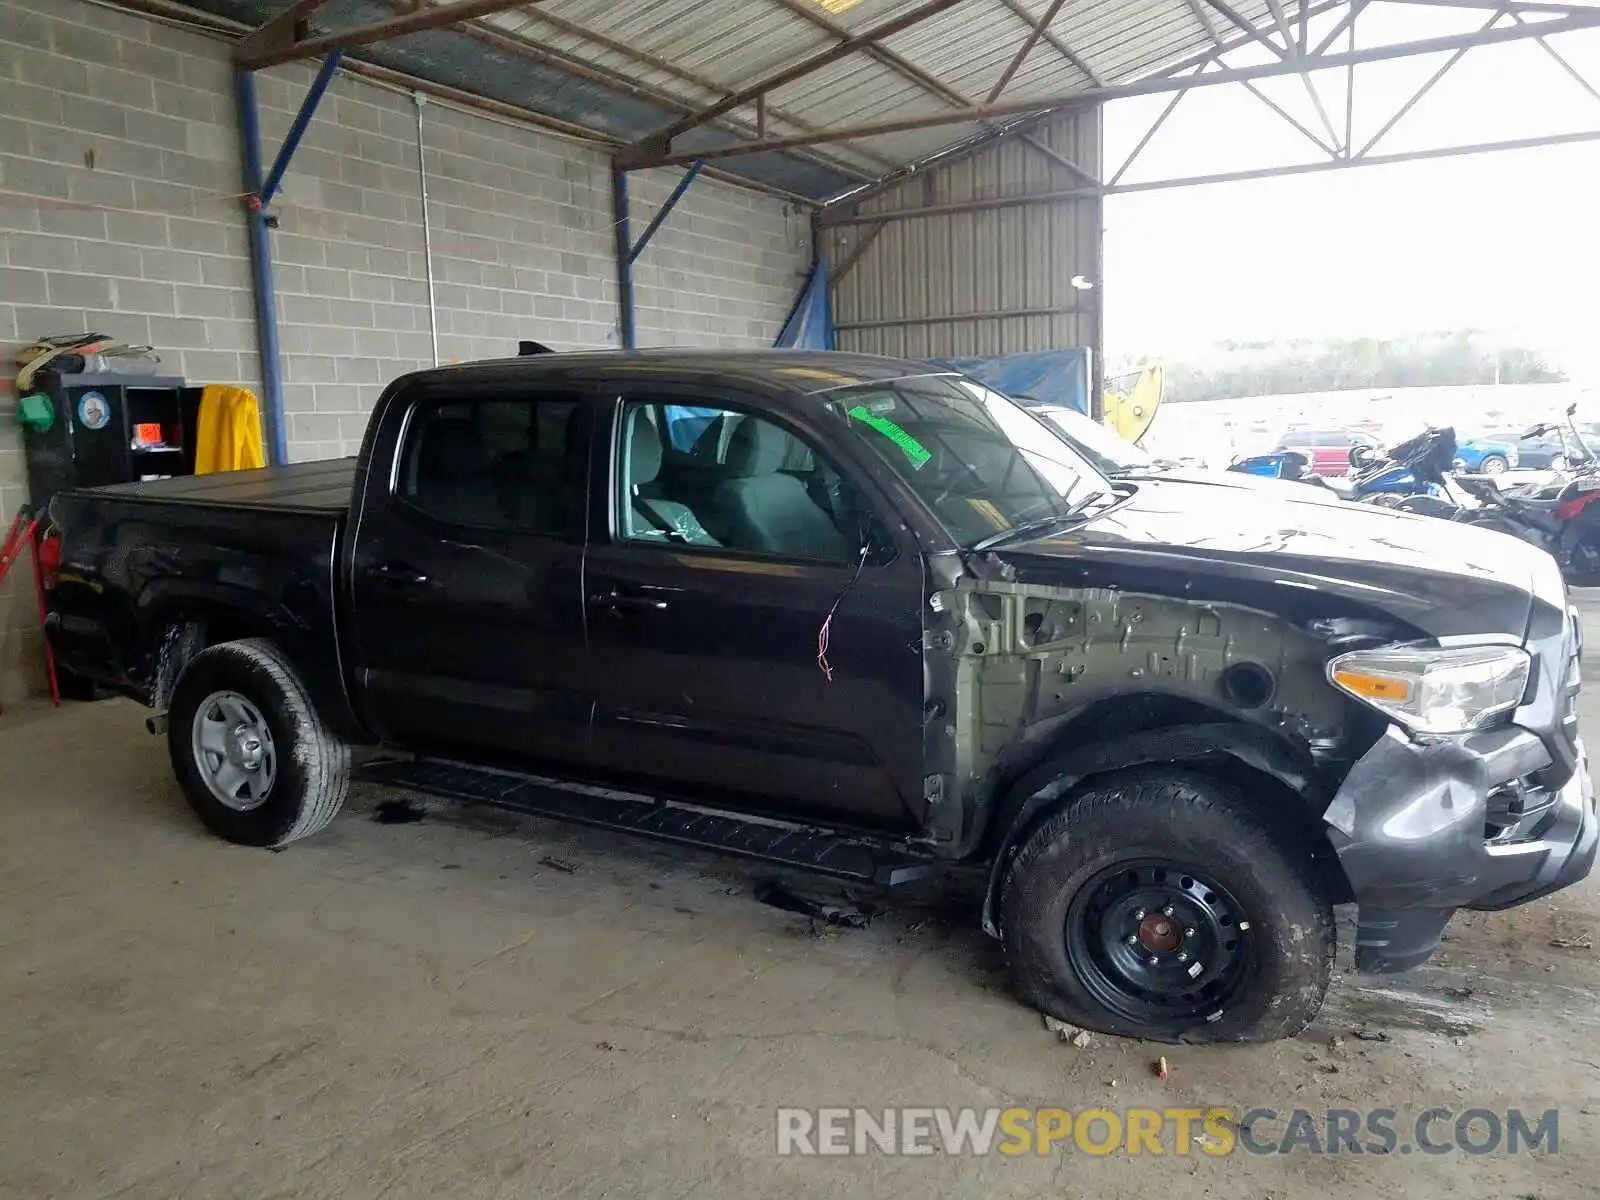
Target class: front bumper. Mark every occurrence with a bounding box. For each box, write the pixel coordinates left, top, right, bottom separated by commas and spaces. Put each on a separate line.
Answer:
1324, 724, 1595, 972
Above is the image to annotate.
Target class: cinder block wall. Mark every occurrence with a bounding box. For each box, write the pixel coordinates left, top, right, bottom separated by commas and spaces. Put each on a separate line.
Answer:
0, 0, 812, 700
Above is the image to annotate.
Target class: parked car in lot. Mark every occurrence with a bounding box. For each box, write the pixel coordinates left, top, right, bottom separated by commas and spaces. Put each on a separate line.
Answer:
44, 351, 1595, 1045
1454, 433, 1522, 475
1025, 403, 1341, 502
1274, 428, 1378, 476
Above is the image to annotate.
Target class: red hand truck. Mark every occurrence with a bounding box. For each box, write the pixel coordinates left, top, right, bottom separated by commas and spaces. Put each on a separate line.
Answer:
0, 507, 61, 715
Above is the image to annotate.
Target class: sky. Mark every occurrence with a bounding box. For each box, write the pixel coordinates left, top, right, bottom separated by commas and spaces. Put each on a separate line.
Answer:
1099, 3, 1600, 380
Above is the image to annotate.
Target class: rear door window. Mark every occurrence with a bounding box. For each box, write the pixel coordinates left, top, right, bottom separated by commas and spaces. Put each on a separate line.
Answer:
397, 396, 588, 537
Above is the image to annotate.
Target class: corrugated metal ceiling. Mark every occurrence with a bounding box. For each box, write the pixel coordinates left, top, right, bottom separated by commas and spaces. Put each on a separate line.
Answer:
179, 0, 1302, 199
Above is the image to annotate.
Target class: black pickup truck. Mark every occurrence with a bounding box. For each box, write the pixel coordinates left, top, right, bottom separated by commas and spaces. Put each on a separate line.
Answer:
46, 351, 1595, 1043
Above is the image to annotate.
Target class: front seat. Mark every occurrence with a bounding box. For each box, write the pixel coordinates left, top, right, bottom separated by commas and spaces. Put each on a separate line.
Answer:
627, 417, 717, 546
709, 419, 849, 560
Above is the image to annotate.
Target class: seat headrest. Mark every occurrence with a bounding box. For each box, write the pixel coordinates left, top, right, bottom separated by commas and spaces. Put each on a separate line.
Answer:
725, 419, 792, 477
630, 417, 662, 484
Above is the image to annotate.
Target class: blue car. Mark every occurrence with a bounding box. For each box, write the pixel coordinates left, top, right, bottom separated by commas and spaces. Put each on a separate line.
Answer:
1453, 435, 1519, 475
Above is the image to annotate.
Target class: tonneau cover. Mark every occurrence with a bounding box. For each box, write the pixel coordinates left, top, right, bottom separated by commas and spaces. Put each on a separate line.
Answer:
82, 459, 355, 515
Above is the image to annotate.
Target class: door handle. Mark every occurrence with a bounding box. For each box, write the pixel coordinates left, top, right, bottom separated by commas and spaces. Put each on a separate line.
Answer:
589, 587, 668, 614
365, 561, 431, 591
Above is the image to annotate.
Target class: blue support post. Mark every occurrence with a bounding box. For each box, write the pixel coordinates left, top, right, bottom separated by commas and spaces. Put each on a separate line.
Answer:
626, 160, 703, 265
261, 52, 342, 206
233, 68, 289, 466
611, 164, 636, 351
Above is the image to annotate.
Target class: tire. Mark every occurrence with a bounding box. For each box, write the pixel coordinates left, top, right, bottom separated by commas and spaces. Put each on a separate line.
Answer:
167, 638, 350, 848
1480, 455, 1509, 475
1550, 455, 1568, 474
999, 768, 1335, 1044
1566, 524, 1600, 586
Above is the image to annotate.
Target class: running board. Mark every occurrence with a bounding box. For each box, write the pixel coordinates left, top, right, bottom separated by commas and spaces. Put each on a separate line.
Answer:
353, 757, 939, 886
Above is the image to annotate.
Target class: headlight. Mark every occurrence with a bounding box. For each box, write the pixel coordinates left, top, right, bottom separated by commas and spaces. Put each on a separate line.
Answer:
1327, 644, 1531, 735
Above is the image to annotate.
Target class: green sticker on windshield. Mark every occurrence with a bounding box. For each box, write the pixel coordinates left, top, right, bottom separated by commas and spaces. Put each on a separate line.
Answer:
848, 405, 931, 469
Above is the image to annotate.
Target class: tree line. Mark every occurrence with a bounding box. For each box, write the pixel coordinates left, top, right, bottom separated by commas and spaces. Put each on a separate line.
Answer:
1129, 331, 1568, 405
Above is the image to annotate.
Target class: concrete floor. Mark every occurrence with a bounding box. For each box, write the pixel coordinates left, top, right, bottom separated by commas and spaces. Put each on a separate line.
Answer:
4, 610, 1600, 1199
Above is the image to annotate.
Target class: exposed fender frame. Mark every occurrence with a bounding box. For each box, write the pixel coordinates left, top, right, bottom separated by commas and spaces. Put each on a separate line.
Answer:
977, 722, 1330, 937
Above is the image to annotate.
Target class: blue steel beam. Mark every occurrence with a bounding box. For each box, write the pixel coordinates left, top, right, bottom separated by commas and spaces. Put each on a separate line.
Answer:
625, 161, 704, 265
233, 68, 289, 466
261, 52, 343, 205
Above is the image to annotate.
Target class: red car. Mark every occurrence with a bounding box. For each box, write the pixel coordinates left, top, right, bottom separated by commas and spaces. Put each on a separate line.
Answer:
1275, 428, 1378, 477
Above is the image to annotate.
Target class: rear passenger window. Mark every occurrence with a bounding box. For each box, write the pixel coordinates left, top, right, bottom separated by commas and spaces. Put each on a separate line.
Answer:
616, 400, 858, 563
398, 397, 587, 536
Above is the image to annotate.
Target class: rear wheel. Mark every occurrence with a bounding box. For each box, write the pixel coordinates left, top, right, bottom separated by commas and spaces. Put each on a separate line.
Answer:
999, 769, 1335, 1043
1550, 455, 1569, 474
1567, 524, 1600, 585
1480, 454, 1509, 475
168, 639, 349, 847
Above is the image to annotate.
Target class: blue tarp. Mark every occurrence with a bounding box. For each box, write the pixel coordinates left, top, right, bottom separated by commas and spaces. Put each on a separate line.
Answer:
930, 348, 1091, 413
773, 261, 835, 350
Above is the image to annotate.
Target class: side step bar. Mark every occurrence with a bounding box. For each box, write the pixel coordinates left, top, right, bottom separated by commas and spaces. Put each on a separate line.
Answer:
353, 757, 939, 886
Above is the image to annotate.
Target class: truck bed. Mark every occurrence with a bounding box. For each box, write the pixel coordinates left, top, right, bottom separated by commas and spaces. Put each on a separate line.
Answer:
87, 458, 356, 515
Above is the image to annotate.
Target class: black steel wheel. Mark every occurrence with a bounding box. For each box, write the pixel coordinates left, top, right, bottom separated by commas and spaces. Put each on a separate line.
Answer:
1065, 860, 1252, 1026
999, 768, 1335, 1043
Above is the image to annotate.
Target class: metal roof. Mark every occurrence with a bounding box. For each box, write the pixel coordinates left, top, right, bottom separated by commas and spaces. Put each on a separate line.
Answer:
164, 0, 1600, 202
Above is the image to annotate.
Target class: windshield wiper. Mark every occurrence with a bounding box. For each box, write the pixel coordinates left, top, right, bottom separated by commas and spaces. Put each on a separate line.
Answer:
969, 489, 1111, 552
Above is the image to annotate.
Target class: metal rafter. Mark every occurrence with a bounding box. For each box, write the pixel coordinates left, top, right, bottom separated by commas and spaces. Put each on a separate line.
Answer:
765, 0, 972, 108
1355, 7, 1500, 158
1108, 59, 1214, 186
1266, 0, 1344, 150
1203, 0, 1292, 57
494, 2, 903, 170
762, 0, 1099, 184
1391, 0, 1600, 11
1185, 0, 1225, 44
237, 0, 545, 68
1510, 9, 1600, 105
637, 0, 966, 153
821, 126, 1600, 223
630, 11, 1600, 168
993, 0, 1106, 87
365, 0, 882, 181
989, 0, 1074, 100
1240, 77, 1340, 155
1310, 0, 1368, 57
821, 0, 1356, 212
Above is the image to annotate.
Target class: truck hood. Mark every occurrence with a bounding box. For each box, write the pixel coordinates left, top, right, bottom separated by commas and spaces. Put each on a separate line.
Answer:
1115, 465, 1344, 502
994, 477, 1561, 640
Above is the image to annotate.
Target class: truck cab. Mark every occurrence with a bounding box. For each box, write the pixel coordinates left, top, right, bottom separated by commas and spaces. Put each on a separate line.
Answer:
45, 351, 1597, 1045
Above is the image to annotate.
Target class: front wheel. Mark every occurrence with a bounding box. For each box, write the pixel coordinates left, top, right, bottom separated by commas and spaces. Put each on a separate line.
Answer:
999, 769, 1335, 1043
1480, 454, 1509, 475
168, 638, 350, 847
1550, 455, 1568, 474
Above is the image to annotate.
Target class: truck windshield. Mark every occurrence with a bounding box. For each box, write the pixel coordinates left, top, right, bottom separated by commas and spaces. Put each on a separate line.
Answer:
826, 374, 1112, 548
1034, 405, 1152, 474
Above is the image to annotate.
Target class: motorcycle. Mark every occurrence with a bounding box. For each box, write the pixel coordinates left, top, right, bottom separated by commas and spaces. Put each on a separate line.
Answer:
1230, 432, 1451, 504
1227, 449, 1321, 481
1362, 422, 1600, 583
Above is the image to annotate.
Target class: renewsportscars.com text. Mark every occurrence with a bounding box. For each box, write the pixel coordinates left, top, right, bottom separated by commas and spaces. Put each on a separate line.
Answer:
775, 1106, 1559, 1157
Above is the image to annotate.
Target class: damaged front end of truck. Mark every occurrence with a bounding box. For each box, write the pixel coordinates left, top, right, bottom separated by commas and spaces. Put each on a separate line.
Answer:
913, 525, 1594, 976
